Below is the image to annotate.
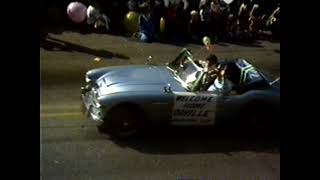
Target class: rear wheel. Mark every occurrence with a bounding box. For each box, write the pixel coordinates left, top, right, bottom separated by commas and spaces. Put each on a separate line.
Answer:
99, 104, 146, 139
242, 102, 277, 134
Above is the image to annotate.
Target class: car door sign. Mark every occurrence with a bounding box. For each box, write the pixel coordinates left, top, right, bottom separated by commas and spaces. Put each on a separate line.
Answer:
172, 92, 217, 125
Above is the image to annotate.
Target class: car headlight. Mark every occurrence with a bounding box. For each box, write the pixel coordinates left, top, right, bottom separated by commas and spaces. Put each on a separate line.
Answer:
90, 105, 105, 120
95, 100, 102, 108
85, 76, 91, 83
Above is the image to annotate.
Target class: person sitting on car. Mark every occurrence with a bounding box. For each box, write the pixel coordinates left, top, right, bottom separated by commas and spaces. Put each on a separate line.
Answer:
199, 54, 235, 95
198, 54, 221, 90
207, 66, 235, 95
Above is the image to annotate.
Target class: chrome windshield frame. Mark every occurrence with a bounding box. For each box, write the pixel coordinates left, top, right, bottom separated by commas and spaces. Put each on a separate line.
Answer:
166, 49, 203, 91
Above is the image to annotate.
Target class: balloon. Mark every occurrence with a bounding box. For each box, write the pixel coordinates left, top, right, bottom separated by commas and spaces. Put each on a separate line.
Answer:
160, 17, 165, 33
223, 0, 234, 4
94, 57, 101, 62
67, 2, 87, 23
202, 36, 211, 45
190, 10, 200, 23
123, 11, 140, 33
190, 10, 198, 16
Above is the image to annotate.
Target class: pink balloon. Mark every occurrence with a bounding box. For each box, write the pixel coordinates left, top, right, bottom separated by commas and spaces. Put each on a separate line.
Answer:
67, 2, 87, 23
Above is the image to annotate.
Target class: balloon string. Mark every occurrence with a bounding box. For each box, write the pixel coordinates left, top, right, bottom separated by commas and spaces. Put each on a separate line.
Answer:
193, 44, 215, 60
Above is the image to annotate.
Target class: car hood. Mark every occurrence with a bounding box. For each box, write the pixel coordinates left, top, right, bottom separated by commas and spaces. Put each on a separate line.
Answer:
95, 65, 186, 95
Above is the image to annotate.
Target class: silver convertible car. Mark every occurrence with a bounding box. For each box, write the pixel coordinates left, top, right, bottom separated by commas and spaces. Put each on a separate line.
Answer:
81, 48, 280, 138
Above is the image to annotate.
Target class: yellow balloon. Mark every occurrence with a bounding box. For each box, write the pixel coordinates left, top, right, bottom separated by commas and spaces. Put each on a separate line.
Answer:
202, 36, 211, 45
123, 11, 140, 33
160, 17, 165, 33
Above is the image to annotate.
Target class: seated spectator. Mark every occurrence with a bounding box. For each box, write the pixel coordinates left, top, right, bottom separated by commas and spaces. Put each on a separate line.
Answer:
107, 1, 128, 33
152, 0, 165, 36
210, 0, 222, 40
138, 2, 155, 42
250, 2, 270, 37
175, 0, 190, 40
199, 0, 214, 39
87, 4, 111, 31
267, 5, 280, 39
212, 0, 230, 41
127, 0, 139, 12
164, 0, 189, 11
189, 10, 201, 40
237, 0, 251, 31
163, 0, 189, 40
258, 14, 269, 32
226, 14, 238, 41
248, 4, 260, 35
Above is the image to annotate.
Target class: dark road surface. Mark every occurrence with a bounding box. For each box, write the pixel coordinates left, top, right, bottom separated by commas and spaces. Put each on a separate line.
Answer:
40, 32, 280, 180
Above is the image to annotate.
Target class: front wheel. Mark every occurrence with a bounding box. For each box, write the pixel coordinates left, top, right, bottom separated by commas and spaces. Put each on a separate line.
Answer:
100, 105, 146, 139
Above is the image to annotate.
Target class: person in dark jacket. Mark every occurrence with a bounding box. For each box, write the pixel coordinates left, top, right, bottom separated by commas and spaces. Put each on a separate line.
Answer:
138, 2, 155, 42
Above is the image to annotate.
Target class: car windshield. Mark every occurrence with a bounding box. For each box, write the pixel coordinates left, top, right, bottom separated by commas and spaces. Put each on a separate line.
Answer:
167, 49, 203, 90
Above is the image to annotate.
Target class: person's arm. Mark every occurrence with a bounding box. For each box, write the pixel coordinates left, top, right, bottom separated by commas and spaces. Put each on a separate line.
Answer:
274, 7, 280, 15
269, 7, 280, 19
182, 0, 189, 10
237, 3, 245, 25
249, 4, 259, 17
200, 9, 204, 21
238, 3, 244, 16
267, 8, 279, 26
138, 15, 142, 29
163, 0, 169, 8
199, 0, 206, 9
101, 14, 110, 30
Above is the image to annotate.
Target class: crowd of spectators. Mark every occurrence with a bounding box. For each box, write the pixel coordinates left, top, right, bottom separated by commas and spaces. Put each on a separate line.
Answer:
41, 0, 280, 43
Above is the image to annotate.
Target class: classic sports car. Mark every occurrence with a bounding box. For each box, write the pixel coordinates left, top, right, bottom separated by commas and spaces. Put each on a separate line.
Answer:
81, 48, 280, 138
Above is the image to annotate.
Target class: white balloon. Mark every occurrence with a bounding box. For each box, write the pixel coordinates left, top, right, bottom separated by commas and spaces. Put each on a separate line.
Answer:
223, 0, 234, 4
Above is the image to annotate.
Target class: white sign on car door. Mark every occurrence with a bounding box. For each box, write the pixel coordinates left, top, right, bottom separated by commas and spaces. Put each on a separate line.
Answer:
171, 92, 218, 125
